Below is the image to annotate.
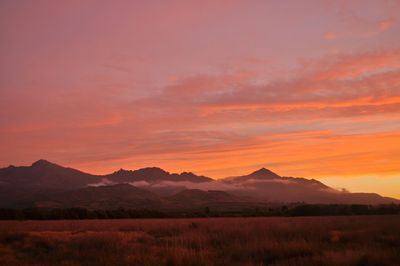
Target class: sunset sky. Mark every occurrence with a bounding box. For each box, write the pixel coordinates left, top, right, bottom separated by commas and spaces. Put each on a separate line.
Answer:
1, 1, 400, 198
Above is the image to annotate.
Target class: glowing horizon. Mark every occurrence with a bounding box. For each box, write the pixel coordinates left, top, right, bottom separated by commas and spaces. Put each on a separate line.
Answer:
1, 1, 399, 198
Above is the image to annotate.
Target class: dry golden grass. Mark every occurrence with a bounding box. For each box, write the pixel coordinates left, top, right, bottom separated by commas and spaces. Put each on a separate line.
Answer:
0, 216, 399, 265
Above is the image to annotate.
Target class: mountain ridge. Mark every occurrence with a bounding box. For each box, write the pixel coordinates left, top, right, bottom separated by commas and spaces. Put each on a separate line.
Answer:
0, 159, 398, 208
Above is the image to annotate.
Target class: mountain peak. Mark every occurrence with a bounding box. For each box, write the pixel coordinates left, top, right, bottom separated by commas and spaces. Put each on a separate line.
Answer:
250, 168, 280, 178
135, 167, 169, 175
31, 159, 56, 167
223, 167, 282, 183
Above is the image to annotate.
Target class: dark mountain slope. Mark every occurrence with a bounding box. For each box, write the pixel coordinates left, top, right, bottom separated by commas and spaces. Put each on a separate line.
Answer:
34, 184, 161, 209
105, 167, 213, 183
0, 160, 100, 189
226, 168, 282, 182
0, 161, 398, 207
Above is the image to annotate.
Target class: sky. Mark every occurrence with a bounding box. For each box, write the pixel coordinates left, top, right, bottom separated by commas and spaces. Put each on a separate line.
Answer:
1, 0, 400, 198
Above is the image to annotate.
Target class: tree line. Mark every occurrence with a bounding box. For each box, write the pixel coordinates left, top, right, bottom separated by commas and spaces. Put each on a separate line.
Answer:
0, 204, 399, 220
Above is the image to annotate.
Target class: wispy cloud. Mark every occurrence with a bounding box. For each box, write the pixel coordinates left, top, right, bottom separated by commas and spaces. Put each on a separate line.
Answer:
1, 1, 400, 199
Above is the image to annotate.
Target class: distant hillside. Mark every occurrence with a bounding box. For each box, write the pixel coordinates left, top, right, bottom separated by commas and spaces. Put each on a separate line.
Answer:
223, 169, 398, 204
34, 184, 162, 209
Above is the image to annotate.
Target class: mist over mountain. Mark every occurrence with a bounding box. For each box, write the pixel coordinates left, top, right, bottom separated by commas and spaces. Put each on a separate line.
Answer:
0, 160, 398, 209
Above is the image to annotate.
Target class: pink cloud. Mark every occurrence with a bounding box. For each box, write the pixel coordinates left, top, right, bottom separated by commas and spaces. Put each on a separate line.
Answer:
4, 49, 400, 172
379, 19, 395, 31
312, 50, 400, 81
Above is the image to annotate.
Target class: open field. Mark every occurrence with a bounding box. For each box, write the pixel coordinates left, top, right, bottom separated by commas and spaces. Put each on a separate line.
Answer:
1, 216, 399, 266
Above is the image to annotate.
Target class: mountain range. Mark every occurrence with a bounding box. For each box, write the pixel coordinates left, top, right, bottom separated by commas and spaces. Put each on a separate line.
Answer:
0, 159, 398, 210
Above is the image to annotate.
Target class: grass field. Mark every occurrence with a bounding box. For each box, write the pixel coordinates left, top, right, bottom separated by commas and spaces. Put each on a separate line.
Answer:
0, 216, 399, 265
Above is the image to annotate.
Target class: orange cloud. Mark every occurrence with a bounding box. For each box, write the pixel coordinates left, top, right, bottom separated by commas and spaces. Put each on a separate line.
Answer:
74, 130, 400, 186
323, 32, 337, 40
2, 49, 400, 201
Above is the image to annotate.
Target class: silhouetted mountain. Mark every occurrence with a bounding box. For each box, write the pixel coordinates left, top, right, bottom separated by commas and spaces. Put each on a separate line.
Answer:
106, 167, 212, 183
0, 159, 99, 189
227, 168, 281, 182
0, 160, 398, 208
0, 161, 212, 190
224, 168, 397, 204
